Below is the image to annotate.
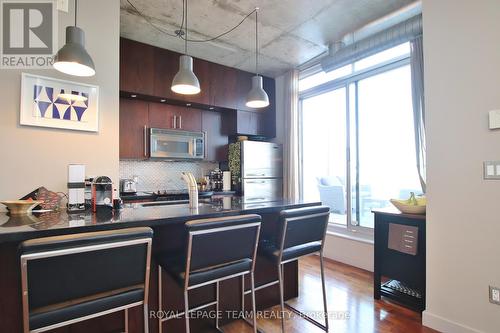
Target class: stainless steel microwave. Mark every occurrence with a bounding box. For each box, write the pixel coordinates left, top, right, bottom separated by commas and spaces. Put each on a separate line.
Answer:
150, 128, 204, 160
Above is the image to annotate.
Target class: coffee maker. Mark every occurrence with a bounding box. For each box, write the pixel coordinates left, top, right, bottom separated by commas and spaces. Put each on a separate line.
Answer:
91, 176, 113, 212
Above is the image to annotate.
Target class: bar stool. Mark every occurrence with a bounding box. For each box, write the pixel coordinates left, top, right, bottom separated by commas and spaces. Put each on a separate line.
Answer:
156, 214, 262, 333
258, 206, 330, 332
19, 227, 153, 333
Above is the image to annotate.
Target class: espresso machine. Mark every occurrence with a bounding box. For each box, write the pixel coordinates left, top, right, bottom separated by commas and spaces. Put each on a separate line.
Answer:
91, 176, 113, 212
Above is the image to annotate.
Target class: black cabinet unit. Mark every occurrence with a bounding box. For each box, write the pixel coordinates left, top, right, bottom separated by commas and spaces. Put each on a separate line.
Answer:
373, 209, 426, 312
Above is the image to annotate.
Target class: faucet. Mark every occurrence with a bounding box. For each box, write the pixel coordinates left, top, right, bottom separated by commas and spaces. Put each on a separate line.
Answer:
181, 172, 198, 209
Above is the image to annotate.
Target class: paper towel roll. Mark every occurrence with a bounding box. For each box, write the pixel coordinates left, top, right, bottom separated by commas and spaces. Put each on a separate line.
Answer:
223, 171, 231, 192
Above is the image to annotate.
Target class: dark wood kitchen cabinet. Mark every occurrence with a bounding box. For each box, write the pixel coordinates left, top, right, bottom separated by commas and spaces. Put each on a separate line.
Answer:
152, 47, 178, 99
119, 98, 149, 159
209, 62, 238, 109
148, 102, 176, 129
223, 109, 274, 137
120, 38, 154, 95
202, 110, 228, 161
120, 38, 276, 148
149, 103, 201, 131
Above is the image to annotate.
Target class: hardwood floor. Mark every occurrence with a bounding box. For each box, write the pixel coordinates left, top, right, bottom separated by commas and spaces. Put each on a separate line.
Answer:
222, 256, 438, 333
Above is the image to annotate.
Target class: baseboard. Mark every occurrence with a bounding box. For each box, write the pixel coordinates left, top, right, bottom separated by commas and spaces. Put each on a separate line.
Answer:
423, 311, 483, 333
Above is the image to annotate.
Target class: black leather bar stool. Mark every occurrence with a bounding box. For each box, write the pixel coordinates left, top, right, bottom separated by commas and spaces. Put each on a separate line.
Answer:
258, 206, 330, 332
19, 227, 153, 333
156, 215, 262, 333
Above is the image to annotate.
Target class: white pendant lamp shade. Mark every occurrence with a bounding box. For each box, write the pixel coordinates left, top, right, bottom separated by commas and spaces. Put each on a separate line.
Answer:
171, 55, 200, 95
246, 9, 268, 109
246, 75, 269, 108
53, 26, 95, 77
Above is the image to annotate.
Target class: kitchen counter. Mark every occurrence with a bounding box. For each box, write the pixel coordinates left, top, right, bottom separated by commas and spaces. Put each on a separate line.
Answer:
0, 197, 317, 243
0, 197, 321, 332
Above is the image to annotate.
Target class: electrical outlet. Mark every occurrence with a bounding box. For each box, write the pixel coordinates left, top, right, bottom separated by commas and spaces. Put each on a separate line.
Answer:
57, 0, 69, 13
489, 286, 500, 305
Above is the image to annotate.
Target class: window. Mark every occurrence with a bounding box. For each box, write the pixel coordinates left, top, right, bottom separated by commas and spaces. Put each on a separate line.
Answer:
299, 65, 352, 92
299, 43, 420, 233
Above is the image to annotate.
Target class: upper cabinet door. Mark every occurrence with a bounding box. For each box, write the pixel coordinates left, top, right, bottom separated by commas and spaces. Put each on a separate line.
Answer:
148, 103, 177, 129
120, 39, 154, 95
153, 47, 178, 99
176, 107, 202, 132
119, 98, 149, 159
235, 70, 254, 112
149, 103, 201, 132
209, 63, 238, 109
202, 111, 228, 161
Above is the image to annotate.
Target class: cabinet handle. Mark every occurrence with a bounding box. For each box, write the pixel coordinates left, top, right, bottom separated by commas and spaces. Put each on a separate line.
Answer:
203, 131, 207, 160
178, 115, 182, 129
143, 125, 147, 157
173, 115, 177, 129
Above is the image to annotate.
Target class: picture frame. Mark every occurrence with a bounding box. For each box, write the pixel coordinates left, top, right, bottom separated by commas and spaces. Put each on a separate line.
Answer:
20, 73, 99, 132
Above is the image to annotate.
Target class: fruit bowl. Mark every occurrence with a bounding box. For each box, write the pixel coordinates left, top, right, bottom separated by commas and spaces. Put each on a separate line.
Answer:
390, 193, 426, 215
0, 200, 43, 216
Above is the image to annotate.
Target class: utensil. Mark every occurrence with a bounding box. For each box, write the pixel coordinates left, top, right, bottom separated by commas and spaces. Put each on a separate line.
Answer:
0, 200, 44, 216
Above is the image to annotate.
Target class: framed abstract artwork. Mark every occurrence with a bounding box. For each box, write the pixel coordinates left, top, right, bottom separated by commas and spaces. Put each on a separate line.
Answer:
20, 73, 99, 132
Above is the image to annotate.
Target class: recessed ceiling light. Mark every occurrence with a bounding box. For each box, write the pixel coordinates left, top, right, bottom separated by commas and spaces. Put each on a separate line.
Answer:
160, 99, 166, 102
131, 94, 137, 98
186, 103, 191, 107
209, 107, 214, 110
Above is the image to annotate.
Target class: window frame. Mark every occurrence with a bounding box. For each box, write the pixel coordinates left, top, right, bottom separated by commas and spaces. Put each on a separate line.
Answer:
298, 50, 411, 239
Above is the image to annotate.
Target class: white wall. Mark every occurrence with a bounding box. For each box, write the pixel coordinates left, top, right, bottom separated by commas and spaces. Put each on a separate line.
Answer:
0, 0, 120, 203
422, 1, 500, 332
324, 234, 374, 271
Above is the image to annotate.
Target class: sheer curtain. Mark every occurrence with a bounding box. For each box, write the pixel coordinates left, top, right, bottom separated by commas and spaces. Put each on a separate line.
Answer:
410, 36, 426, 193
283, 69, 300, 200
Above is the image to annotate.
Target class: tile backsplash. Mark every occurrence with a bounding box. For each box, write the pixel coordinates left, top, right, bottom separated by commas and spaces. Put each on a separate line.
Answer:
119, 160, 218, 191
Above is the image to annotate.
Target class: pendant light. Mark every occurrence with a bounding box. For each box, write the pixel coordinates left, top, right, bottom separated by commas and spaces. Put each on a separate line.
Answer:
171, 0, 200, 95
53, 0, 95, 77
246, 8, 269, 108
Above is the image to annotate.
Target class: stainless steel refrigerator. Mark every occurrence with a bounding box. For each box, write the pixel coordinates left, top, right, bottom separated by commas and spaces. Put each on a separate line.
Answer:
229, 141, 283, 202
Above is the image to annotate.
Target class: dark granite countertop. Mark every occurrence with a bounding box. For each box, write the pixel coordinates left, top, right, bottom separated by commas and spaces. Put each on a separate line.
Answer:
0, 197, 320, 243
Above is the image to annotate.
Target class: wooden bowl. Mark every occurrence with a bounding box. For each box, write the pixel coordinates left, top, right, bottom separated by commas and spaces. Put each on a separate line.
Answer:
0, 200, 43, 216
390, 199, 426, 215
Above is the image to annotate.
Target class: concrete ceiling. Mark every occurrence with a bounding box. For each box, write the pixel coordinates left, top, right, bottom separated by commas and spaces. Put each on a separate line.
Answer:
120, 0, 416, 77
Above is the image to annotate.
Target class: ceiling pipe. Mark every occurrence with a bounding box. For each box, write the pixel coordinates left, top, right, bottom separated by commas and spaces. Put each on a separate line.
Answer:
299, 1, 421, 74
339, 1, 422, 48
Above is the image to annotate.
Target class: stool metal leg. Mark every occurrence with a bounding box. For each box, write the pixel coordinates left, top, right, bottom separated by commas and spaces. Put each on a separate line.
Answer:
184, 290, 190, 333
241, 275, 245, 314
124, 308, 129, 333
158, 268, 162, 333
250, 272, 258, 333
320, 254, 329, 331
278, 263, 286, 333
144, 303, 149, 333
216, 281, 220, 330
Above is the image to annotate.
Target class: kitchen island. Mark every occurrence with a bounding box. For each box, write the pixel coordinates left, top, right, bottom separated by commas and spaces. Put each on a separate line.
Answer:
0, 197, 320, 332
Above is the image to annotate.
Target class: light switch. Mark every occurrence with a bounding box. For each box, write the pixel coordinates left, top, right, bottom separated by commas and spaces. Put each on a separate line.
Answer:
489, 110, 500, 129
484, 161, 500, 179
